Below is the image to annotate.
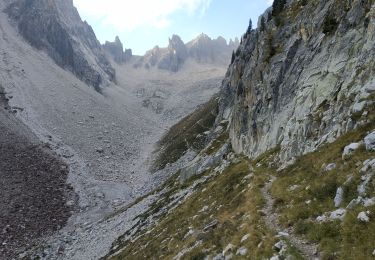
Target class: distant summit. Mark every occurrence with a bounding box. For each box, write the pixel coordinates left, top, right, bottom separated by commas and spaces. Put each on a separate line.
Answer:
103, 36, 132, 64
133, 34, 239, 72
187, 33, 239, 65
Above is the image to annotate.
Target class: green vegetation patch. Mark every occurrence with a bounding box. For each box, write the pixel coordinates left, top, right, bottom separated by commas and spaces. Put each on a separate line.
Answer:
153, 97, 219, 171
109, 159, 281, 259
270, 119, 375, 259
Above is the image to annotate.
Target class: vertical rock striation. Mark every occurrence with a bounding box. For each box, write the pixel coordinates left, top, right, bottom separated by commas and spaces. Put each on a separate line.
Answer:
217, 0, 375, 162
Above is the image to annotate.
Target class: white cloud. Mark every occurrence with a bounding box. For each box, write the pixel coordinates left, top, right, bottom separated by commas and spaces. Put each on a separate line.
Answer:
73, 0, 212, 32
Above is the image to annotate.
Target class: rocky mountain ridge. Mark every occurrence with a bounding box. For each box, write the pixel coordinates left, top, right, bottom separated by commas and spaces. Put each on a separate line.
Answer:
133, 34, 239, 72
103, 36, 132, 64
5, 0, 115, 91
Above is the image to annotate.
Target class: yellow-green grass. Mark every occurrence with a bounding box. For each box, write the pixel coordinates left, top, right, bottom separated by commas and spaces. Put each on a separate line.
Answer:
108, 157, 303, 259
270, 120, 375, 259
153, 97, 218, 171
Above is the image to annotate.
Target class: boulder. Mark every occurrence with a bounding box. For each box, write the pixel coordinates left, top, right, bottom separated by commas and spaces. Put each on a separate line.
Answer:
363, 197, 375, 207
316, 215, 328, 222
223, 243, 234, 255
342, 143, 361, 159
324, 163, 337, 171
240, 234, 250, 243
334, 187, 344, 207
360, 159, 375, 173
357, 211, 370, 222
330, 208, 346, 220
364, 131, 375, 151
352, 101, 366, 114
203, 219, 218, 231
274, 241, 286, 251
236, 247, 248, 256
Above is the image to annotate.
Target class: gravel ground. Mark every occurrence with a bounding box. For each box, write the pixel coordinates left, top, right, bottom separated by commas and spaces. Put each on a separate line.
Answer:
0, 87, 75, 259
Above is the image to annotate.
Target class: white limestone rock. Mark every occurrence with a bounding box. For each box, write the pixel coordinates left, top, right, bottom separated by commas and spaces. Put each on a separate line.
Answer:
223, 244, 234, 256
274, 241, 286, 251
346, 197, 363, 209
236, 247, 248, 256
342, 143, 361, 159
360, 158, 375, 173
324, 163, 337, 171
334, 187, 344, 208
357, 211, 370, 222
364, 131, 375, 151
330, 209, 346, 220
352, 101, 366, 114
316, 215, 328, 222
240, 234, 250, 243
364, 197, 375, 207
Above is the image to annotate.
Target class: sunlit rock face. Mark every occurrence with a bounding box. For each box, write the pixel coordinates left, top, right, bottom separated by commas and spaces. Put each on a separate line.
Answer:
217, 0, 375, 162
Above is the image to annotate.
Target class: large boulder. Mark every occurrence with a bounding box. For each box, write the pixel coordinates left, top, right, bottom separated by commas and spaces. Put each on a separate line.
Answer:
364, 130, 375, 151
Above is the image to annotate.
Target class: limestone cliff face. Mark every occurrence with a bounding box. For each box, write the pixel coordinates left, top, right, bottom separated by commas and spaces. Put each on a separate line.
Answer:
218, 0, 375, 162
5, 0, 115, 91
158, 35, 188, 72
103, 36, 132, 64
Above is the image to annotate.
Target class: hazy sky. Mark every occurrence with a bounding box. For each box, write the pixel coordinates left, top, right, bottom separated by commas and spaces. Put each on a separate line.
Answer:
73, 0, 272, 55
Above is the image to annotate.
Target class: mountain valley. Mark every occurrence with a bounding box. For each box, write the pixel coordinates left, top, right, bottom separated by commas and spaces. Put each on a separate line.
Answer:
0, 0, 374, 259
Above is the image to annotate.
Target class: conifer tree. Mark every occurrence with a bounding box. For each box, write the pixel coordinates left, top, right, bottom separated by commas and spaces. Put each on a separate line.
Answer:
247, 19, 253, 35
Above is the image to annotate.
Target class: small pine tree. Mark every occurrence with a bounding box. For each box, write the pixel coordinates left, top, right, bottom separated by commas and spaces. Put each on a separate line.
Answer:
247, 19, 253, 34
231, 50, 235, 64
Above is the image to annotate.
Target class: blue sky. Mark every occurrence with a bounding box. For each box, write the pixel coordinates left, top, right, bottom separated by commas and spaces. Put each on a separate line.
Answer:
73, 0, 272, 55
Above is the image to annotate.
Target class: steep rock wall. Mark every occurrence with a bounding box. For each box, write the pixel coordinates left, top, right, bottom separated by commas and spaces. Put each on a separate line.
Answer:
218, 0, 375, 162
5, 0, 115, 91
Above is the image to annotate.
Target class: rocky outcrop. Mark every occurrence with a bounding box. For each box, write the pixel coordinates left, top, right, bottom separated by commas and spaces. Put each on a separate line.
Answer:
187, 33, 239, 65
138, 34, 239, 72
217, 0, 375, 162
140, 35, 187, 72
5, 0, 115, 91
158, 35, 188, 72
103, 36, 132, 63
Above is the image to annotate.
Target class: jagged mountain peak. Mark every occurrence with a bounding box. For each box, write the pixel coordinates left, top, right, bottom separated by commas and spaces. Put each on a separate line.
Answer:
103, 36, 132, 64
5, 0, 115, 91
135, 33, 239, 71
